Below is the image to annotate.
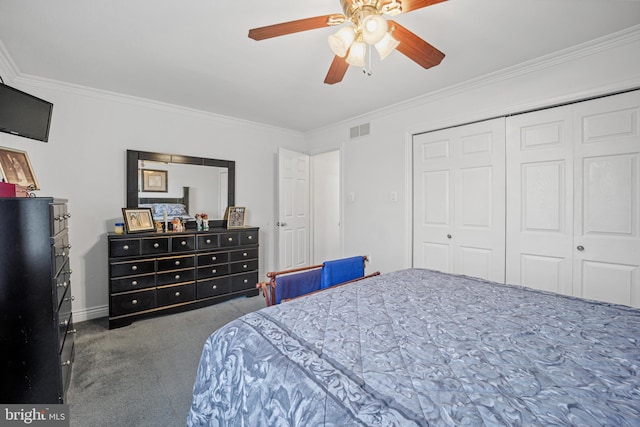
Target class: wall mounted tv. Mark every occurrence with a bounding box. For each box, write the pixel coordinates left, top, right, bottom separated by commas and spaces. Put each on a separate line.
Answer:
0, 83, 53, 142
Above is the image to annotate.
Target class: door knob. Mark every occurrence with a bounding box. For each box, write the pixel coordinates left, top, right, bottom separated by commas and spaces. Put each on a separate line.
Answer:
277, 222, 287, 227
577, 245, 585, 251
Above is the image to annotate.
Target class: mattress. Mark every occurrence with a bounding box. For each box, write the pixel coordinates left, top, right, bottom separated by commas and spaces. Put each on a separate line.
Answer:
187, 268, 640, 426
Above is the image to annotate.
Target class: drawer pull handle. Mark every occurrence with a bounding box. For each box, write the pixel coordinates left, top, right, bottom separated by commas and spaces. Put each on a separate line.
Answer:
60, 319, 69, 327
69, 329, 77, 335
175, 291, 181, 297
206, 239, 211, 244
243, 264, 248, 269
57, 282, 68, 288
228, 237, 233, 242
123, 245, 130, 250
131, 281, 138, 286
181, 241, 187, 246
154, 243, 160, 248
248, 236, 253, 240
243, 279, 248, 284
65, 213, 71, 219
131, 265, 138, 271
56, 251, 66, 257
212, 269, 217, 274
65, 296, 75, 302
61, 360, 72, 367
175, 260, 181, 266
132, 299, 138, 305
211, 256, 217, 261
243, 252, 248, 257
175, 274, 181, 280
63, 244, 72, 249
212, 285, 217, 290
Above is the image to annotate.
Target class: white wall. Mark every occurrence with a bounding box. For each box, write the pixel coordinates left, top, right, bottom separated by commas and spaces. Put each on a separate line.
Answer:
305, 28, 640, 276
0, 64, 304, 321
311, 150, 340, 264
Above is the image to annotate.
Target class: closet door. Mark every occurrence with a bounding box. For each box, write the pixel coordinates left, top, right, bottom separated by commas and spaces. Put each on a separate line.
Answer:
413, 118, 505, 281
505, 106, 574, 295
573, 91, 640, 307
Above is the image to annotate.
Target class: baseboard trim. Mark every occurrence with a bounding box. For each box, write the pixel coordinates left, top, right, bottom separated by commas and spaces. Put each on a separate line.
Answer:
73, 305, 109, 323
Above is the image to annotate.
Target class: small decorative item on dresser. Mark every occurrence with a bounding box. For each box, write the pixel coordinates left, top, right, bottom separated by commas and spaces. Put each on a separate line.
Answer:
227, 206, 246, 229
114, 222, 125, 234
195, 213, 202, 231
201, 213, 209, 231
122, 207, 155, 233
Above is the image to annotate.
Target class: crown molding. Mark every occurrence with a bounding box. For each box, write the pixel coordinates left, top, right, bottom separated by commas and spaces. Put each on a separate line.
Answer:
0, 40, 19, 84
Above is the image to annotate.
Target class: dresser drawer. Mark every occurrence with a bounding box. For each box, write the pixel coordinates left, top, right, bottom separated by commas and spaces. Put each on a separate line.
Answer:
110, 259, 155, 278
55, 259, 72, 308
57, 294, 73, 350
196, 277, 231, 299
197, 252, 228, 266
53, 232, 70, 276
109, 238, 140, 257
230, 259, 258, 274
197, 264, 230, 279
157, 268, 195, 286
240, 230, 258, 245
229, 248, 258, 262
197, 234, 220, 250
51, 202, 69, 236
171, 235, 196, 252
231, 272, 258, 292
220, 232, 240, 247
111, 273, 155, 293
157, 283, 195, 306
157, 255, 195, 271
110, 289, 156, 316
60, 333, 75, 399
141, 237, 169, 255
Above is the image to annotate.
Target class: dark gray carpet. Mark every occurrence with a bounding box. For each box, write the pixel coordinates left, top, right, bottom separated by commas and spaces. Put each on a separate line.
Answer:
67, 295, 266, 427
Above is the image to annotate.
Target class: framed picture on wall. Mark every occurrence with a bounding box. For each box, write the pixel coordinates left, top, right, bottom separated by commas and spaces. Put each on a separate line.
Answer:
141, 169, 168, 192
226, 206, 246, 229
0, 146, 39, 190
122, 207, 155, 233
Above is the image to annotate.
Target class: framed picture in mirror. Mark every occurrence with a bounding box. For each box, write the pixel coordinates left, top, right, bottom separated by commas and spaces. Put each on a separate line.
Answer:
141, 169, 168, 192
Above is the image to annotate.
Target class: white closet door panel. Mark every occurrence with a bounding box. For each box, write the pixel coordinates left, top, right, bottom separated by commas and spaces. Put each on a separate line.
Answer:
506, 106, 574, 295
573, 91, 640, 307
414, 118, 505, 281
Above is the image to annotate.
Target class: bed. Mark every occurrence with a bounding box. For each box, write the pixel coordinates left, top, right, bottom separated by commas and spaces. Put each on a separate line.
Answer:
139, 186, 196, 221
187, 268, 640, 426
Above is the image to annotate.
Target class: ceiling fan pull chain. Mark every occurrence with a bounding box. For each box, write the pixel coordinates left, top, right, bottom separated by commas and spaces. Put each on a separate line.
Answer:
365, 45, 373, 76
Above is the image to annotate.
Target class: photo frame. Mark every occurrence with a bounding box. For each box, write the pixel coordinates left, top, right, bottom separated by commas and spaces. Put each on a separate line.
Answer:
122, 207, 155, 233
226, 206, 246, 229
141, 169, 168, 192
0, 146, 39, 190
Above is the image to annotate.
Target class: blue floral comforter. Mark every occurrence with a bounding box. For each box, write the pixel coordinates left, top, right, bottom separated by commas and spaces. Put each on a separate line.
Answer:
187, 268, 640, 426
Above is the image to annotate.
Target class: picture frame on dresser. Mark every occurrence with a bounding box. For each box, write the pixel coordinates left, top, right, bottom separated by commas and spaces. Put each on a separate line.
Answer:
122, 207, 155, 233
226, 206, 246, 229
0, 146, 39, 190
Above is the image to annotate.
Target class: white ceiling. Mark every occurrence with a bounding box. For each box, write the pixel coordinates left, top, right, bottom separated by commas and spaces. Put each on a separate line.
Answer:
1, 0, 639, 132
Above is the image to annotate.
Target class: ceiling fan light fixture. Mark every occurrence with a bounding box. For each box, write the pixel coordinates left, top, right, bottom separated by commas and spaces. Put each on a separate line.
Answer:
361, 15, 388, 45
328, 24, 356, 57
346, 40, 366, 67
375, 32, 400, 60
381, 1, 402, 16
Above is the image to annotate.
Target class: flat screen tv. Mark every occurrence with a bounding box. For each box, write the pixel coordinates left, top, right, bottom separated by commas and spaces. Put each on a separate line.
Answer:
0, 83, 53, 142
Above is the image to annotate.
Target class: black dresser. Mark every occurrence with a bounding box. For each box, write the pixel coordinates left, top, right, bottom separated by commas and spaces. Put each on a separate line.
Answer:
108, 227, 259, 329
0, 197, 74, 404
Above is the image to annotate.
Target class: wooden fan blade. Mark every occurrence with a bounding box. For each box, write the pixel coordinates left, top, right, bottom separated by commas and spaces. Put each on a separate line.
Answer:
249, 15, 340, 40
395, 0, 447, 14
324, 55, 349, 84
388, 20, 445, 69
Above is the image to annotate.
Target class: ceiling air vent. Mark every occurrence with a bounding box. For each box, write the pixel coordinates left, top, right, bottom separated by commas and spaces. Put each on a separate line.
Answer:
350, 123, 370, 139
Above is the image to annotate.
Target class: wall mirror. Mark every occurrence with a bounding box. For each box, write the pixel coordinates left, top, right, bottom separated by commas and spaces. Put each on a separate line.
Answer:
126, 150, 235, 226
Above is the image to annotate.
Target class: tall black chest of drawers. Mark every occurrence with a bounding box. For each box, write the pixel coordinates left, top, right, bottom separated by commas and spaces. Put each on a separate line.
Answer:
0, 197, 74, 404
108, 227, 259, 329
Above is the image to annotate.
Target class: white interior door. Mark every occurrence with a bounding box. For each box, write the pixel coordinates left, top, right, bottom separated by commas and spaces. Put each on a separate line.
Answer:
413, 118, 506, 281
572, 91, 640, 307
278, 148, 310, 271
505, 105, 575, 295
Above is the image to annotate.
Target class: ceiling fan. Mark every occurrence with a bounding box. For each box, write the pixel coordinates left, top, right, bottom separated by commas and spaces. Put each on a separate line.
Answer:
248, 0, 446, 84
